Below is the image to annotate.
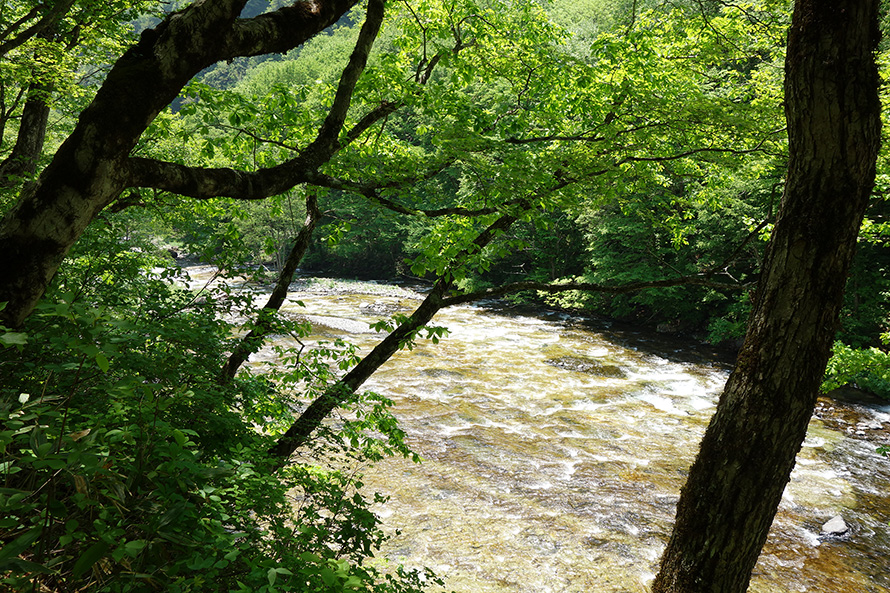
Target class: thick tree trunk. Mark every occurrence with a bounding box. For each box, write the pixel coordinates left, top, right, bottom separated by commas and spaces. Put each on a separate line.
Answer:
652, 1, 881, 592
0, 2, 245, 327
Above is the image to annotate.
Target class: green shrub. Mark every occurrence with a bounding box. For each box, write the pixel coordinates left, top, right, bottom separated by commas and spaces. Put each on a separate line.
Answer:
823, 340, 890, 399
0, 222, 438, 592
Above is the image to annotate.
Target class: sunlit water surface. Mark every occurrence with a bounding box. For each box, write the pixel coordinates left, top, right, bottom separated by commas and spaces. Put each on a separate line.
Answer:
188, 268, 890, 593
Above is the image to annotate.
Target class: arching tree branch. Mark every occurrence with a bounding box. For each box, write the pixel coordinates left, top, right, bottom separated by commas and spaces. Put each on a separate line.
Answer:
219, 0, 361, 59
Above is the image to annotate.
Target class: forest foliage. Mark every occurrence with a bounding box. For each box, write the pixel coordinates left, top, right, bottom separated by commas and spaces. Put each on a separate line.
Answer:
0, 0, 888, 590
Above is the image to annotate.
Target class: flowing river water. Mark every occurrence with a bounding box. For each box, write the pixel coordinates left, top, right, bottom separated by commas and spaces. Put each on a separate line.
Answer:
191, 268, 890, 592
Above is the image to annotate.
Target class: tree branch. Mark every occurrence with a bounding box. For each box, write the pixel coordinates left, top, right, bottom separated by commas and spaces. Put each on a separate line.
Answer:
220, 193, 320, 382
126, 156, 317, 199
307, 168, 518, 217
266, 276, 450, 467
0, 0, 77, 57
299, 0, 386, 164
441, 275, 746, 307
267, 209, 523, 467
0, 5, 42, 40
0, 81, 51, 187
128, 0, 389, 198
219, 0, 362, 60
343, 100, 400, 146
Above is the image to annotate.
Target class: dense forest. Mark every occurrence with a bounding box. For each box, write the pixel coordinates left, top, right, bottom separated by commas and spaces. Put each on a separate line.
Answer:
0, 0, 886, 591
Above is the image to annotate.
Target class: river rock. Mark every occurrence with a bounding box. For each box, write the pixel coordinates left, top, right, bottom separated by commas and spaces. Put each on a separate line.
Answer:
305, 314, 379, 334
820, 515, 851, 539
360, 300, 405, 315
545, 356, 627, 379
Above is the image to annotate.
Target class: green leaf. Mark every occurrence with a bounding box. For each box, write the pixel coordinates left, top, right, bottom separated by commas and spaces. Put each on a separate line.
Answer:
0, 332, 27, 347
72, 542, 109, 578
95, 353, 110, 372
0, 461, 20, 474
124, 539, 146, 556
0, 527, 41, 567
5, 557, 55, 574
320, 566, 336, 586
224, 549, 240, 561
172, 429, 187, 447
299, 552, 321, 563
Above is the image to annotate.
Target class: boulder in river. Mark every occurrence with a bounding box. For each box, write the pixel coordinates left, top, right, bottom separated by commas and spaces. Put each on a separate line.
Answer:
545, 356, 627, 379
360, 300, 405, 315
819, 515, 852, 541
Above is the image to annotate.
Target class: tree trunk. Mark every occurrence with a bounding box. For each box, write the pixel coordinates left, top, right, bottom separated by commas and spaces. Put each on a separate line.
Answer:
267, 209, 522, 466
266, 276, 452, 466
0, 81, 51, 187
652, 1, 881, 592
219, 193, 320, 383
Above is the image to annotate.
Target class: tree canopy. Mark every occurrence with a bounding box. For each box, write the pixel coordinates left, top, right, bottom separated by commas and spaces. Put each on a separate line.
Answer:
0, 0, 886, 590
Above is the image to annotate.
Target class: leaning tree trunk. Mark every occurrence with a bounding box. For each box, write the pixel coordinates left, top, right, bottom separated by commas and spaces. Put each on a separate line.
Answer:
652, 1, 881, 592
219, 193, 320, 383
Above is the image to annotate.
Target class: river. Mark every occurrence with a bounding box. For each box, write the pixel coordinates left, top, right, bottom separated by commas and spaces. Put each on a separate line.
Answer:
193, 269, 890, 592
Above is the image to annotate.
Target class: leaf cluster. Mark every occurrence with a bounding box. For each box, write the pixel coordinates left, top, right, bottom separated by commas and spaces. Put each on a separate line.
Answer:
0, 221, 438, 592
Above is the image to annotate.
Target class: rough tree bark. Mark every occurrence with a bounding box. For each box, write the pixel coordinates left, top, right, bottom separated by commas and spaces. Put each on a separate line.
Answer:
652, 1, 881, 591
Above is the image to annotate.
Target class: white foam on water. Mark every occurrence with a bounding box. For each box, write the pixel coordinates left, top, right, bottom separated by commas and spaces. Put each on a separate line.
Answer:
583, 346, 611, 357
793, 467, 841, 482
781, 489, 795, 506
802, 436, 827, 449
799, 527, 822, 548
439, 422, 478, 435
638, 393, 688, 416
562, 460, 578, 477
525, 480, 554, 490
